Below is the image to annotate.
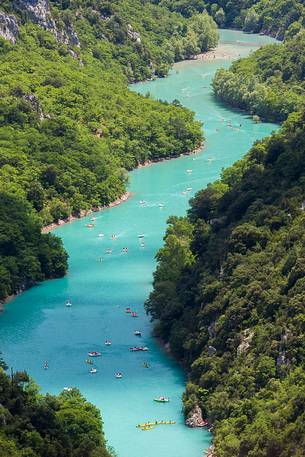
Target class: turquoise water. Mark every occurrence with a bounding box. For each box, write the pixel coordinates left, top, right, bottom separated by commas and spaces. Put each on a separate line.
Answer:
0, 30, 277, 457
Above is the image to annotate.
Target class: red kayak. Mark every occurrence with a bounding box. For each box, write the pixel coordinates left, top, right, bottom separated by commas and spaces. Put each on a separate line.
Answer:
88, 351, 102, 357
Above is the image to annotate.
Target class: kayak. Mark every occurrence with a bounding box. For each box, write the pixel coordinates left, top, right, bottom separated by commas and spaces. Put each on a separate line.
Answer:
88, 351, 102, 357
154, 397, 169, 403
137, 420, 176, 428
129, 346, 149, 352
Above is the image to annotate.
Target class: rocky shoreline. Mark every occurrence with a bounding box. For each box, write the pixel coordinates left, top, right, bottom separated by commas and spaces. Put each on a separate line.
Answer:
204, 446, 216, 457
186, 405, 208, 428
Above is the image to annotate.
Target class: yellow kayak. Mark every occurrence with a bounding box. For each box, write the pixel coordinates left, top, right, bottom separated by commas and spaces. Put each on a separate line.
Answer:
137, 420, 176, 428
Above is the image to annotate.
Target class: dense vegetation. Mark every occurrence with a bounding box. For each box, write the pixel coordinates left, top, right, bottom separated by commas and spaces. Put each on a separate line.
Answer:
0, 28, 202, 224
213, 30, 305, 122
152, 0, 305, 39
0, 193, 68, 301
147, 110, 305, 456
0, 0, 220, 301
0, 360, 112, 457
2, 0, 219, 80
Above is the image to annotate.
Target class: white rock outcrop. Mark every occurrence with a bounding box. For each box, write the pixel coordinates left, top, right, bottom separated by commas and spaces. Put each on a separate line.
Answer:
13, 0, 80, 48
127, 23, 141, 43
0, 12, 19, 43
185, 405, 207, 428
237, 328, 254, 355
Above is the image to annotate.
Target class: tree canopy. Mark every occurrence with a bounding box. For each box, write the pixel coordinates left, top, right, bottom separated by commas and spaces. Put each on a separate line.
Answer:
147, 109, 305, 455
152, 0, 305, 39
0, 364, 112, 457
0, 0, 217, 301
213, 31, 305, 122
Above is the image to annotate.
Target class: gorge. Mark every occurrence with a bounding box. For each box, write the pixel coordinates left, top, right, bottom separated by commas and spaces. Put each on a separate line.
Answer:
0, 29, 277, 457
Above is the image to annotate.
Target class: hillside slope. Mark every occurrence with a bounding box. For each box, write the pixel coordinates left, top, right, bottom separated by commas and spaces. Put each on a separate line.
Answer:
147, 110, 305, 456
213, 31, 305, 122
0, 1, 219, 301
0, 360, 112, 457
153, 0, 305, 39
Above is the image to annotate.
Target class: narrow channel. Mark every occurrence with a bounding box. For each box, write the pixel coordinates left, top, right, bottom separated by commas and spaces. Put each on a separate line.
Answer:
0, 30, 277, 457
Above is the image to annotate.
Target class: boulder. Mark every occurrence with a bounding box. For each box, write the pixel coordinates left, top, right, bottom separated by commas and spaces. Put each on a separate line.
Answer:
237, 328, 254, 355
208, 345, 217, 356
127, 23, 141, 43
185, 405, 207, 428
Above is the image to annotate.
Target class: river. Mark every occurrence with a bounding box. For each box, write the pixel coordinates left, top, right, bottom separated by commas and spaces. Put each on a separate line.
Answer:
0, 30, 277, 457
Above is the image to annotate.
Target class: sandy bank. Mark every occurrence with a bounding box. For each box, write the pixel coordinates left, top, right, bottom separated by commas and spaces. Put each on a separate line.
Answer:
196, 44, 242, 61
136, 144, 203, 170
42, 192, 132, 234
42, 143, 203, 233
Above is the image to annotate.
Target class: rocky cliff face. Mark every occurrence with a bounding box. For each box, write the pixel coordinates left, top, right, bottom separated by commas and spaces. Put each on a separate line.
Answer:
14, 0, 55, 31
10, 0, 80, 48
0, 11, 19, 43
185, 405, 207, 428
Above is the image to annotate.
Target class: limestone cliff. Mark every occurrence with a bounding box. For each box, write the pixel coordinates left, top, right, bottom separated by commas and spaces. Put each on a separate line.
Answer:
0, 11, 19, 43
1, 0, 80, 49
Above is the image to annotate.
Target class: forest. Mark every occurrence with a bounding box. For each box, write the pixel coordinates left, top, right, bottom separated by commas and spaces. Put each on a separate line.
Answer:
146, 2, 305, 455
2, 0, 219, 80
213, 31, 305, 122
2, 0, 305, 456
0, 358, 112, 457
152, 0, 305, 39
0, 0, 221, 302
147, 109, 305, 456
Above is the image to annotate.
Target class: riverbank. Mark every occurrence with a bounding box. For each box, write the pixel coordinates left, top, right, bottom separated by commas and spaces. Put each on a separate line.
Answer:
0, 293, 15, 312
42, 192, 132, 234
137, 143, 203, 169
0, 280, 36, 311
205, 446, 216, 457
42, 143, 203, 233
196, 43, 242, 61
1, 145, 203, 310
0, 192, 132, 309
